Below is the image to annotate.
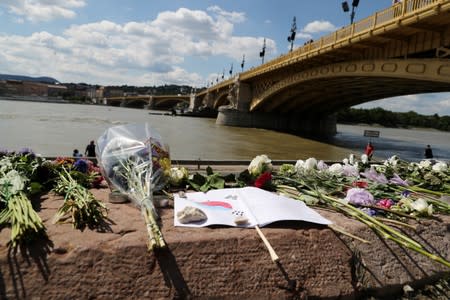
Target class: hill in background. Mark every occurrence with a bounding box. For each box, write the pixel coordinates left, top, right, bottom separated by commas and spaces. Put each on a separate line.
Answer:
0, 74, 59, 84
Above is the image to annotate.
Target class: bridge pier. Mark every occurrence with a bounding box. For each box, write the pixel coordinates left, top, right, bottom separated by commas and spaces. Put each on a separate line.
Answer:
216, 107, 337, 137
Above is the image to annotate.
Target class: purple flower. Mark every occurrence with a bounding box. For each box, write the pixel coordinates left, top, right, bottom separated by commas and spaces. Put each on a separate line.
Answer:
345, 188, 376, 206
18, 147, 35, 158
389, 173, 409, 187
360, 207, 377, 216
360, 168, 388, 184
401, 190, 412, 197
343, 165, 359, 177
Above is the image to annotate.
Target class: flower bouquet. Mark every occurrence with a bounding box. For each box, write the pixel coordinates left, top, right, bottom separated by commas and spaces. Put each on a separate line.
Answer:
244, 154, 450, 268
96, 123, 171, 250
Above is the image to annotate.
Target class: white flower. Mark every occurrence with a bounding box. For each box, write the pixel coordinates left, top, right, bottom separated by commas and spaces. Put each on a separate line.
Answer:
317, 160, 329, 170
419, 160, 432, 169
342, 158, 349, 165
343, 165, 359, 177
361, 154, 369, 164
328, 163, 344, 175
410, 198, 433, 216
385, 155, 398, 167
304, 157, 317, 170
432, 161, 448, 172
169, 166, 189, 186
349, 154, 355, 165
294, 160, 305, 173
248, 154, 272, 176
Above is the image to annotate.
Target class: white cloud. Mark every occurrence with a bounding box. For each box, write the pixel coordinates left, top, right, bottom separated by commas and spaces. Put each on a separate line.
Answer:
0, 6, 268, 86
1, 0, 86, 22
207, 6, 246, 23
355, 93, 450, 116
303, 20, 337, 34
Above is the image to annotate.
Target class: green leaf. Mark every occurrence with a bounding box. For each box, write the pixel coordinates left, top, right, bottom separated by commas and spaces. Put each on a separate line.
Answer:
187, 173, 207, 191
28, 182, 43, 195
206, 166, 213, 176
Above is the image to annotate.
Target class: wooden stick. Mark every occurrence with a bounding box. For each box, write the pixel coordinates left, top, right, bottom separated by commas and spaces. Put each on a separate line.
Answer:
255, 225, 279, 262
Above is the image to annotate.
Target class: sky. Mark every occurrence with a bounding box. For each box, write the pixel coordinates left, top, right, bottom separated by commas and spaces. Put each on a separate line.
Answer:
0, 0, 449, 116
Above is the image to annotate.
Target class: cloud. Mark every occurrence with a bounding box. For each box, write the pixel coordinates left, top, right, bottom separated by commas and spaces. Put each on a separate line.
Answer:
1, 0, 86, 22
303, 20, 337, 34
207, 6, 246, 23
355, 93, 450, 116
0, 6, 269, 87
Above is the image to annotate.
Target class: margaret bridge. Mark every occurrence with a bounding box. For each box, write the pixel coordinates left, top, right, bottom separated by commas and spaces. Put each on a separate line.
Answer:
106, 0, 450, 136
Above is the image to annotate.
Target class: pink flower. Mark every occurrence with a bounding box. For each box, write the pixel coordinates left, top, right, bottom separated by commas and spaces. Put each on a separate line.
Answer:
377, 198, 394, 209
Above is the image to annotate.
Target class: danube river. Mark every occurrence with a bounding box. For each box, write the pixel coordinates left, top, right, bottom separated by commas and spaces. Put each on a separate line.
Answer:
1, 99, 449, 162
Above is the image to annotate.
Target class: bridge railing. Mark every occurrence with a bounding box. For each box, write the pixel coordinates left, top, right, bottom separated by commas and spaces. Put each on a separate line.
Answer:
238, 0, 444, 80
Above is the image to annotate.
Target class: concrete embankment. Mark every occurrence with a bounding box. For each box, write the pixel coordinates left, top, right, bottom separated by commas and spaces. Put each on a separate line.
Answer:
0, 181, 448, 299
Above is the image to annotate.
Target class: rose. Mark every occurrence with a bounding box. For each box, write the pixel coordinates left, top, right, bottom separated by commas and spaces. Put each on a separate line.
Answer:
169, 166, 189, 186
352, 181, 368, 188
377, 198, 394, 209
248, 155, 272, 177
254, 171, 272, 189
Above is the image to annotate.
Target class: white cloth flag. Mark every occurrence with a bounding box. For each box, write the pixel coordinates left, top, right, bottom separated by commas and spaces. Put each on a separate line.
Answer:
174, 187, 332, 228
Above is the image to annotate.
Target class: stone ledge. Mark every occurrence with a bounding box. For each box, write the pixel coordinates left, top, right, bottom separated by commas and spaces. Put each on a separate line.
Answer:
0, 188, 448, 299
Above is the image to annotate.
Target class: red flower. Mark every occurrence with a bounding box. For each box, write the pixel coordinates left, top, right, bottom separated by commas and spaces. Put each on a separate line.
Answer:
254, 172, 272, 189
352, 181, 368, 189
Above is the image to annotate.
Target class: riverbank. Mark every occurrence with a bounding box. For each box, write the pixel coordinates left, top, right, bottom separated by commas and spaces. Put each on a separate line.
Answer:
0, 187, 448, 299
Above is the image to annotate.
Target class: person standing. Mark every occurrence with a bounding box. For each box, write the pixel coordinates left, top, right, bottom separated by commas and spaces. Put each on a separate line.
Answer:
364, 142, 374, 160
85, 140, 96, 157
73, 149, 82, 160
424, 145, 433, 159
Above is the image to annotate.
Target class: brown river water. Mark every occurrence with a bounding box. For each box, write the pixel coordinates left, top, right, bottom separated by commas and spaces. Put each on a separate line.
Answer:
1, 99, 449, 162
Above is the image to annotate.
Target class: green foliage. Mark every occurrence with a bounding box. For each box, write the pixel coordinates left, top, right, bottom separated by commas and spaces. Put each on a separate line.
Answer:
53, 168, 108, 230
187, 166, 235, 192
337, 107, 450, 131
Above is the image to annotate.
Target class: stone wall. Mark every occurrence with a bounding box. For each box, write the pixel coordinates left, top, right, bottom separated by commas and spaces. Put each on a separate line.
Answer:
216, 106, 337, 137
0, 188, 448, 299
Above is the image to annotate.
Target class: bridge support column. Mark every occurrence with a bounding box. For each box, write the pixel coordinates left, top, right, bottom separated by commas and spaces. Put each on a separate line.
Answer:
189, 94, 203, 111
236, 82, 252, 111
216, 107, 337, 137
148, 96, 155, 109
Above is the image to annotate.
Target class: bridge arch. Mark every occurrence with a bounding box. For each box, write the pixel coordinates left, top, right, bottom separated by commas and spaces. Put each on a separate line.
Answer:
250, 59, 450, 113
213, 91, 231, 109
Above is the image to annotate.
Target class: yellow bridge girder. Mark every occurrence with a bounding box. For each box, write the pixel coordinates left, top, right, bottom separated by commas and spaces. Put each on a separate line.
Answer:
250, 58, 450, 113
199, 0, 450, 114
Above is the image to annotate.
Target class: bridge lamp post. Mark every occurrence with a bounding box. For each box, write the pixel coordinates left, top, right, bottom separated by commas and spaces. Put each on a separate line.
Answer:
259, 38, 266, 64
287, 16, 297, 52
342, 0, 360, 24
241, 54, 245, 72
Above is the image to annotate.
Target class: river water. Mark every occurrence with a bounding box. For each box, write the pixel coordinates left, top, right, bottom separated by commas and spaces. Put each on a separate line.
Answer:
1, 99, 449, 162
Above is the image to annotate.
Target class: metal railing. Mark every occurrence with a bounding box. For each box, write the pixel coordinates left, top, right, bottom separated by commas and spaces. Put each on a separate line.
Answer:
238, 0, 445, 80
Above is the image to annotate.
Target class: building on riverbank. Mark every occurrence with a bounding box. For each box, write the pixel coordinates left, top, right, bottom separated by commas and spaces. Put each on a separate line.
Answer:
0, 79, 67, 98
